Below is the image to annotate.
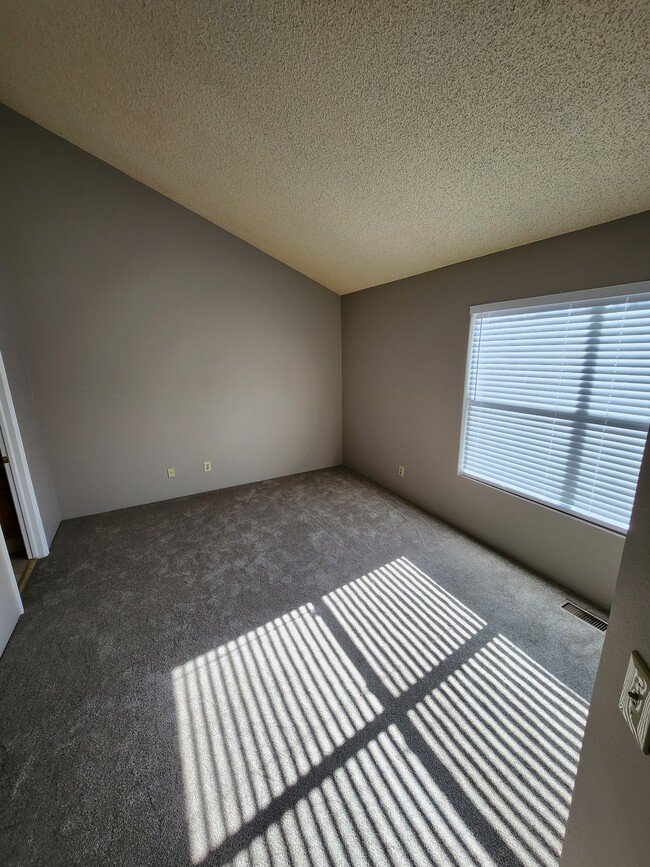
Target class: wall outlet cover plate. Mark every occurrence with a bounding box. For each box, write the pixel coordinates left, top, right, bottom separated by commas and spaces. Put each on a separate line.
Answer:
619, 651, 650, 754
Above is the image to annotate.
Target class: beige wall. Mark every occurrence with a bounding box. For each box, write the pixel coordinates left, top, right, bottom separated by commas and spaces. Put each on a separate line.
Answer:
342, 212, 650, 608
560, 435, 650, 866
0, 106, 342, 519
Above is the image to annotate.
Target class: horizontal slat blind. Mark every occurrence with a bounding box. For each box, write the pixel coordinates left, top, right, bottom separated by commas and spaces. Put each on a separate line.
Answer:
461, 291, 650, 531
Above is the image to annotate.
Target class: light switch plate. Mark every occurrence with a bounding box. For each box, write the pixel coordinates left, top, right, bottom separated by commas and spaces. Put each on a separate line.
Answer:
619, 651, 650, 754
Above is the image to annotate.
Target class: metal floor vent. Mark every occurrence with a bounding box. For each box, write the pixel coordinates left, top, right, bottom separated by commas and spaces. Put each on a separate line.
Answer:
561, 600, 608, 632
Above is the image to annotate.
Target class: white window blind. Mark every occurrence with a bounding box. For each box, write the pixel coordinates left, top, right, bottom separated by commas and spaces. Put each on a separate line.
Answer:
460, 286, 650, 532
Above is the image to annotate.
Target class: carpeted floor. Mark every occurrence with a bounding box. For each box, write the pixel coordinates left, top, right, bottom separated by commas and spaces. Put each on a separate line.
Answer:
0, 467, 605, 867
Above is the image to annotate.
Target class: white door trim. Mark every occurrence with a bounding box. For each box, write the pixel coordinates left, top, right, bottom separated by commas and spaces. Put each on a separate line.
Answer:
0, 351, 49, 559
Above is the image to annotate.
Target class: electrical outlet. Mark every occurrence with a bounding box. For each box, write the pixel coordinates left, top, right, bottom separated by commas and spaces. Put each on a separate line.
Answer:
203, 461, 212, 472
619, 651, 650, 753
167, 467, 175, 478
398, 465, 405, 477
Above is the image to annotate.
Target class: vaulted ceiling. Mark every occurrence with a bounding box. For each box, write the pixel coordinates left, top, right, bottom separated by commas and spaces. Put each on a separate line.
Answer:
1, 1, 648, 294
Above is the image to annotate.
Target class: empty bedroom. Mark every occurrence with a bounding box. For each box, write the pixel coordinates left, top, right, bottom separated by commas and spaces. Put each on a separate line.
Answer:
0, 3, 649, 866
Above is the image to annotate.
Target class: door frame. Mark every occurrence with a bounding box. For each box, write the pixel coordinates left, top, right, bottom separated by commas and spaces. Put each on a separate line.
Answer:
0, 525, 23, 645
0, 351, 49, 559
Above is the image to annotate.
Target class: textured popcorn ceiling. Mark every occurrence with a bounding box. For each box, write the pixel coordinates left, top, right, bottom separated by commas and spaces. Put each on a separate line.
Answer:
0, 1, 648, 294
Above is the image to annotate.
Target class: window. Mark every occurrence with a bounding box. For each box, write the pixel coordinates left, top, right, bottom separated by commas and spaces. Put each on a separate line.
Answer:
459, 284, 650, 532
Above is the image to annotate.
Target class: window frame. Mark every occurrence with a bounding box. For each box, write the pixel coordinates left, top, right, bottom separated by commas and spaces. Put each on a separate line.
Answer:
457, 281, 650, 535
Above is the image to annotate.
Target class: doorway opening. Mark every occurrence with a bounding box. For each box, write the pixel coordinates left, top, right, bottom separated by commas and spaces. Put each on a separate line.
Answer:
0, 347, 50, 657
0, 454, 35, 591
0, 350, 49, 601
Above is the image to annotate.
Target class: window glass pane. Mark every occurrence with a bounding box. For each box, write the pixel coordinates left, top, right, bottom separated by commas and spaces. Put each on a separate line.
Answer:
460, 290, 650, 532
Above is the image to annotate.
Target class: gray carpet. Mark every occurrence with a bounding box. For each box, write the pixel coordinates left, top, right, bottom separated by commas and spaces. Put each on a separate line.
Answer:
0, 467, 605, 867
